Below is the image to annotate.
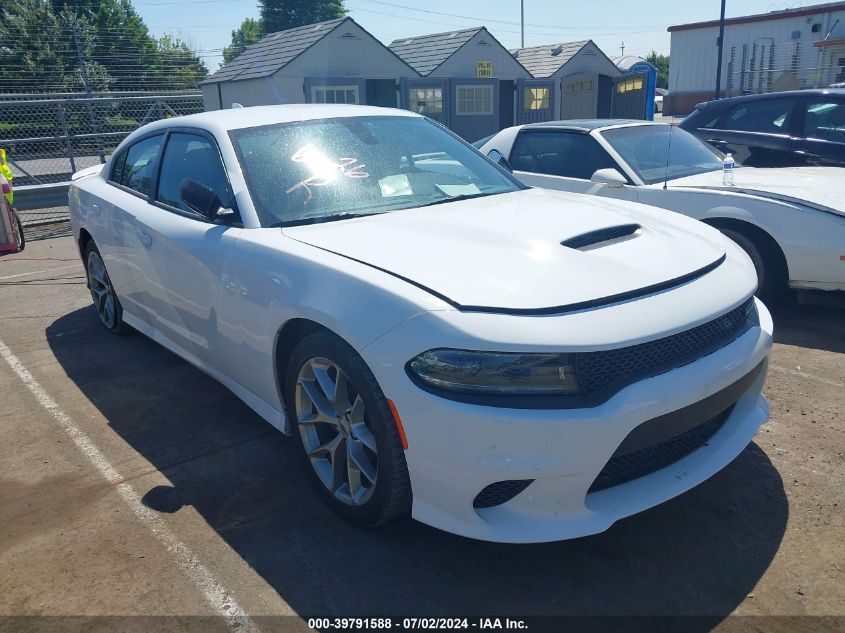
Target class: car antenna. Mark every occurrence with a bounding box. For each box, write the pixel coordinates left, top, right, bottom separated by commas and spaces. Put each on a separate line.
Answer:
663, 70, 680, 191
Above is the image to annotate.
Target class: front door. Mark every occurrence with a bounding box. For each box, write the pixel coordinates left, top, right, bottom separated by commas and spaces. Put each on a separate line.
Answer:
449, 78, 499, 142
793, 94, 845, 167
506, 128, 637, 202
131, 129, 241, 367
561, 73, 597, 119
403, 78, 449, 126
516, 79, 555, 124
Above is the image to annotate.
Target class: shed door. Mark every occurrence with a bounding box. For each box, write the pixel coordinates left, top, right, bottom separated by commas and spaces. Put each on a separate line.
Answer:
561, 73, 597, 119
449, 78, 499, 142
516, 79, 555, 124
403, 78, 449, 127
611, 72, 649, 120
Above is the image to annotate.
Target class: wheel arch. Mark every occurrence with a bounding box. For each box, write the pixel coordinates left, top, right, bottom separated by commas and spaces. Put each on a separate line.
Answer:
77, 227, 93, 260
702, 216, 791, 282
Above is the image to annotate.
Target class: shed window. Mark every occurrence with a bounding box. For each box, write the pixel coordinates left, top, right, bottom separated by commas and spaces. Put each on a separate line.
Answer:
410, 87, 443, 114
457, 85, 492, 115
615, 78, 643, 94
523, 87, 550, 110
565, 80, 593, 94
312, 86, 358, 104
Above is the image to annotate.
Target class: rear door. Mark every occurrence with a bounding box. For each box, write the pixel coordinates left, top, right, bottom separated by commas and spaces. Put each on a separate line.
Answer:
507, 128, 638, 202
700, 96, 799, 167
793, 95, 845, 167
131, 129, 241, 368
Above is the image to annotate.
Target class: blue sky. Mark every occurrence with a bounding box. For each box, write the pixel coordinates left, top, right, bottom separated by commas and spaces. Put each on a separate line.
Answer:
133, 0, 828, 70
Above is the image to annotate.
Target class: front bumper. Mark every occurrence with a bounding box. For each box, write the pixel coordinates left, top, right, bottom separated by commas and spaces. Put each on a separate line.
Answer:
364, 298, 773, 543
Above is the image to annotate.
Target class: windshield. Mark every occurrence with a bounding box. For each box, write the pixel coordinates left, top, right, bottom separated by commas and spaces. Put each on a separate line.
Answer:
229, 116, 523, 227
601, 125, 726, 185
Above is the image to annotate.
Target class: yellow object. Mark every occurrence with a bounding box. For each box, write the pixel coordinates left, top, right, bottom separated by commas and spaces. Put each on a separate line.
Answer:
0, 148, 13, 205
476, 61, 493, 78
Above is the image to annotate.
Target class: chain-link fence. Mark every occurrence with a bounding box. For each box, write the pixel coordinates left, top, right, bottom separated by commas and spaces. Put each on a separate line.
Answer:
724, 39, 845, 96
0, 92, 204, 188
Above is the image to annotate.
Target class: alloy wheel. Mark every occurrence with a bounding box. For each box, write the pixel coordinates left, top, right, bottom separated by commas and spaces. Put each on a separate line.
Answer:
295, 357, 378, 505
87, 250, 116, 329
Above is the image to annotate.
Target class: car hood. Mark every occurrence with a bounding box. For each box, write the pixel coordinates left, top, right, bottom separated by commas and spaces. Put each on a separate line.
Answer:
283, 188, 727, 312
668, 167, 845, 218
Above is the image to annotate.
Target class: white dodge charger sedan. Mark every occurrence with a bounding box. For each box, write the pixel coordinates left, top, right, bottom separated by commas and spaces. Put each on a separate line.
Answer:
69, 105, 773, 543
479, 121, 845, 302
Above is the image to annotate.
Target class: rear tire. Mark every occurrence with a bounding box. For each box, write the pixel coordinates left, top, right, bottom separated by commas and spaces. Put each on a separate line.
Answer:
13, 210, 24, 251
284, 330, 411, 526
83, 241, 131, 334
720, 227, 784, 304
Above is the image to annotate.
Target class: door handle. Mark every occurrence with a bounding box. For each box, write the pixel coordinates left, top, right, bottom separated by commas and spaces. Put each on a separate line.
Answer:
139, 231, 152, 247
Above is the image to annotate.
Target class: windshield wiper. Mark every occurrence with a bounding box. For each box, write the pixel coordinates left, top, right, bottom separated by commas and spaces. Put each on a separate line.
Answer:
270, 211, 385, 228
416, 191, 504, 208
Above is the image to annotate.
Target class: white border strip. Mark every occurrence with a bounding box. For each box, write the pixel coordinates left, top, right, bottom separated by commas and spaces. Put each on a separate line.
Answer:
0, 337, 258, 632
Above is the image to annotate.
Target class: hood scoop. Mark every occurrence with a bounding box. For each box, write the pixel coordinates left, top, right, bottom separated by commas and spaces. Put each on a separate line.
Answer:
562, 224, 641, 250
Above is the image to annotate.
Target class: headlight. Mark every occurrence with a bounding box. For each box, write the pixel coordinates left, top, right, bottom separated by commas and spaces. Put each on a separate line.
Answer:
407, 349, 582, 396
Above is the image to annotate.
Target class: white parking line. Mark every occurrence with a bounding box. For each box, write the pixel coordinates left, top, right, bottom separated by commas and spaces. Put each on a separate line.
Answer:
0, 337, 258, 633
0, 264, 80, 281
770, 364, 844, 387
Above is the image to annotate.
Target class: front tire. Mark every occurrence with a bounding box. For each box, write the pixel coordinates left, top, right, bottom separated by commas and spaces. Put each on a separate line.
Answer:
720, 227, 784, 304
284, 331, 411, 526
84, 241, 131, 334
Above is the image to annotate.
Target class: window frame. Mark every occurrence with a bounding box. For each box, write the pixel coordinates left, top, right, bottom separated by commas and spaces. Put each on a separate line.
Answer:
798, 96, 845, 144
107, 127, 239, 224
107, 132, 165, 201
510, 128, 631, 183
456, 84, 494, 116
150, 127, 239, 223
712, 96, 799, 137
311, 85, 359, 105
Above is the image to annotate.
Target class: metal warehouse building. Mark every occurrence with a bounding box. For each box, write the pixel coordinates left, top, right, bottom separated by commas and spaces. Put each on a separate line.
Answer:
201, 18, 649, 139
666, 1, 845, 115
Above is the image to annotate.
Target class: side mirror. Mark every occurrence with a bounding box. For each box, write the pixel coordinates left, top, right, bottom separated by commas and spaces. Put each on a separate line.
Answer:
590, 168, 627, 188
487, 149, 513, 173
180, 179, 234, 220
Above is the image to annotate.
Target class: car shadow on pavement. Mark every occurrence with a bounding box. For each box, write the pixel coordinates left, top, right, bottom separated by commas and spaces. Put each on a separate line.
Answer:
769, 299, 845, 355
46, 306, 788, 623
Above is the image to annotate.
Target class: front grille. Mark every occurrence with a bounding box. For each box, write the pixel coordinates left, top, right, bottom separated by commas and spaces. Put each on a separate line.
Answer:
473, 479, 534, 509
588, 406, 733, 493
576, 298, 754, 394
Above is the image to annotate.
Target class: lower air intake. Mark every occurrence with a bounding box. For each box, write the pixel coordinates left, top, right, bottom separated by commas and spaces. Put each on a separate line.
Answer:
473, 479, 534, 509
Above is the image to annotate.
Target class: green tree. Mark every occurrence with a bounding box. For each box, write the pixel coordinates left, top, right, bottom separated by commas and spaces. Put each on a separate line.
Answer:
260, 0, 345, 37
223, 17, 264, 64
646, 51, 670, 89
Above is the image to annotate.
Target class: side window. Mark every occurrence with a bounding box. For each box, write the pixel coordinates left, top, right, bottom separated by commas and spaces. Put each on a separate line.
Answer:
118, 135, 164, 196
510, 131, 618, 180
803, 99, 845, 143
110, 148, 127, 182
721, 98, 794, 134
156, 133, 233, 214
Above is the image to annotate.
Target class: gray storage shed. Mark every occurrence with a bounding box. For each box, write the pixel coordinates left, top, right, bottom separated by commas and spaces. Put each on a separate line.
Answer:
510, 40, 629, 121
390, 27, 531, 140
200, 17, 419, 111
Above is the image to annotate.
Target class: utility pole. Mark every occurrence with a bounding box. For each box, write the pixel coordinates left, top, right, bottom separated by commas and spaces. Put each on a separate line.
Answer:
520, 0, 524, 48
715, 0, 727, 99
620, 41, 625, 56
73, 22, 105, 162
238, 30, 245, 54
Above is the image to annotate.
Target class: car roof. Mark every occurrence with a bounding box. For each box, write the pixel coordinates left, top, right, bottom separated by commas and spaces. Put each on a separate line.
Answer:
136, 104, 420, 136
523, 119, 663, 132
696, 88, 845, 110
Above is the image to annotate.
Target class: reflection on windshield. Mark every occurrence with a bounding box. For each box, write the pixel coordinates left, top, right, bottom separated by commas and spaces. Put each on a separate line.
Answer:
601, 125, 726, 185
229, 116, 522, 227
